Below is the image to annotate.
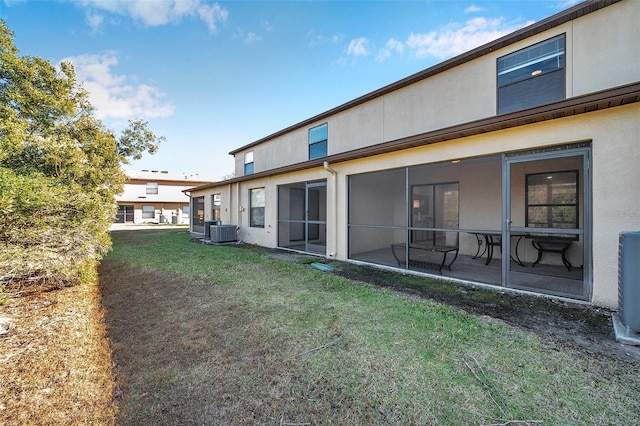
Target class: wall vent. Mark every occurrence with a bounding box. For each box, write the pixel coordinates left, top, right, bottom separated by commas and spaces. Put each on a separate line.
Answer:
210, 225, 237, 243
613, 231, 640, 345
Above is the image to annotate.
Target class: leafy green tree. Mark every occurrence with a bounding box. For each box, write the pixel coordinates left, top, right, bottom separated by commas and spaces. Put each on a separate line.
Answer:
0, 20, 165, 292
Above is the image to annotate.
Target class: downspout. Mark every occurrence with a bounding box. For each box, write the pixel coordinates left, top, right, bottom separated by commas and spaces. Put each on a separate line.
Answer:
323, 161, 338, 258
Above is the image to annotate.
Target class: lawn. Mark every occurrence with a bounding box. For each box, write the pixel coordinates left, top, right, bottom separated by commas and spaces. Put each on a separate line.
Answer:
96, 229, 640, 425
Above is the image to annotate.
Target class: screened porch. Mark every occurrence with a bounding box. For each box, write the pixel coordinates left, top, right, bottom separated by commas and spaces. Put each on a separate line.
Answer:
347, 147, 590, 301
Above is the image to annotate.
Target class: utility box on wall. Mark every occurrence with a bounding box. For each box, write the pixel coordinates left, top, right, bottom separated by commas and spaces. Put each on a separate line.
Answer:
613, 231, 640, 345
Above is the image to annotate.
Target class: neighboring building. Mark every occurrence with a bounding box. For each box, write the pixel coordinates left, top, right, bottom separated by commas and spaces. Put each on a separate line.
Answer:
187, 0, 639, 310
115, 170, 214, 225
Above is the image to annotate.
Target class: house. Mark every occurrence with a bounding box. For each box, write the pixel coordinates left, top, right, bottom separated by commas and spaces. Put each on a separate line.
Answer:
115, 170, 214, 225
186, 0, 639, 310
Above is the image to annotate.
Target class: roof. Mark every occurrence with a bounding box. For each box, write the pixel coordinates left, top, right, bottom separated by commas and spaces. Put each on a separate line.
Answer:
229, 0, 621, 156
125, 170, 215, 185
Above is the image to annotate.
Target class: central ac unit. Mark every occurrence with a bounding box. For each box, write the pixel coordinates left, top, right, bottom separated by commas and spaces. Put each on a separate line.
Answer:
210, 225, 237, 243
613, 231, 640, 345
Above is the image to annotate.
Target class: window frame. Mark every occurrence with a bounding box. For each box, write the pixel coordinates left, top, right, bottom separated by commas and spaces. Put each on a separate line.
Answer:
525, 169, 579, 238
146, 182, 158, 195
212, 193, 221, 221
309, 123, 328, 160
497, 34, 566, 114
244, 151, 254, 175
142, 205, 155, 219
249, 187, 265, 228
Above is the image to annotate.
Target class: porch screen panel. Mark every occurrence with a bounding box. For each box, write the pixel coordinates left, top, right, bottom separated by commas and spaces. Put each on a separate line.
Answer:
277, 181, 327, 254
508, 153, 586, 300
349, 168, 406, 262
349, 168, 406, 227
191, 196, 205, 234
278, 183, 306, 248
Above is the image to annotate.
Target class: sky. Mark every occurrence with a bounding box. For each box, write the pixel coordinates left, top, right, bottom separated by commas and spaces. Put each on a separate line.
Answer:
1, 0, 582, 180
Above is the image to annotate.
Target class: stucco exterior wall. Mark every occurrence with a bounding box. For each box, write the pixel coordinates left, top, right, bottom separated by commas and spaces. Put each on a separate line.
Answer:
233, 2, 638, 178
572, 0, 640, 96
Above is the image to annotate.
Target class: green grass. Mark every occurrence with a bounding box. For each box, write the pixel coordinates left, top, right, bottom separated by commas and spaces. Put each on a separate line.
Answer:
102, 229, 640, 425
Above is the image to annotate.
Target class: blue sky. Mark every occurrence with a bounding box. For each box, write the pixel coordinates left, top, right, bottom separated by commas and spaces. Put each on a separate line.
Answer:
1, 0, 581, 180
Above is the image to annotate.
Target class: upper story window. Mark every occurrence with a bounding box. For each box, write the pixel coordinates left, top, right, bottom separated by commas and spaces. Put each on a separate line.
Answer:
309, 123, 328, 160
146, 182, 158, 195
249, 188, 265, 228
497, 34, 565, 114
244, 151, 254, 175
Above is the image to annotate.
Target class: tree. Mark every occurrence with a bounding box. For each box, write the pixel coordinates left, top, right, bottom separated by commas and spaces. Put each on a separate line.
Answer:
0, 20, 164, 291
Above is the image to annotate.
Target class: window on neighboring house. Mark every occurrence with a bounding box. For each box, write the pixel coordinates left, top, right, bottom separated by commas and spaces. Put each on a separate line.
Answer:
142, 205, 155, 219
192, 196, 204, 226
309, 123, 328, 160
497, 34, 565, 114
182, 205, 190, 218
146, 182, 158, 194
212, 193, 221, 221
525, 170, 578, 236
249, 188, 265, 228
244, 151, 254, 175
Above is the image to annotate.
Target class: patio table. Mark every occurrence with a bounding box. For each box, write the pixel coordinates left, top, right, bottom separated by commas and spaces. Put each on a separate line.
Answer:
469, 232, 529, 266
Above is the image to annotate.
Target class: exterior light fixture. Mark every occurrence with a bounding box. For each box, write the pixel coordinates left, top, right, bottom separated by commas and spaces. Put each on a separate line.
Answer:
531, 69, 542, 76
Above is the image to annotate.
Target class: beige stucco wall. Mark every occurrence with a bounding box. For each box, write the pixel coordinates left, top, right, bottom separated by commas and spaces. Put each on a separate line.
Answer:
194, 103, 639, 309
572, 0, 640, 96
233, 1, 638, 177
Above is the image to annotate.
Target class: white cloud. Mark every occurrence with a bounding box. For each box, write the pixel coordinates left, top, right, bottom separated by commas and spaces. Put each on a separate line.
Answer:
73, 0, 228, 31
261, 20, 273, 33
85, 11, 104, 32
64, 53, 174, 121
406, 17, 533, 59
346, 37, 370, 57
554, 0, 583, 9
245, 32, 262, 44
376, 38, 405, 62
465, 5, 484, 13
307, 30, 344, 47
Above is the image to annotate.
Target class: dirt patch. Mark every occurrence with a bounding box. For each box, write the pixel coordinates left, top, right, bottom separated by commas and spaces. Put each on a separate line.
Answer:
0, 283, 117, 425
257, 247, 640, 365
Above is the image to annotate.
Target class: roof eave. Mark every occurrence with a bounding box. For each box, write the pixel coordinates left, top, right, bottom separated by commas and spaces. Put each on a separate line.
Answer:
187, 81, 640, 194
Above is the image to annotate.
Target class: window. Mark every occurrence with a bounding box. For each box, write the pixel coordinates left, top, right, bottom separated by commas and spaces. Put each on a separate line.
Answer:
212, 193, 221, 221
309, 123, 327, 160
526, 170, 578, 233
244, 151, 254, 175
497, 34, 565, 114
142, 205, 155, 219
182, 205, 190, 218
249, 188, 265, 228
192, 196, 204, 226
146, 182, 158, 195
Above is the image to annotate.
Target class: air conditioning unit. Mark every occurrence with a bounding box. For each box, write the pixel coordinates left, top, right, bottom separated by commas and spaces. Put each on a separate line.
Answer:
613, 231, 640, 345
210, 225, 237, 243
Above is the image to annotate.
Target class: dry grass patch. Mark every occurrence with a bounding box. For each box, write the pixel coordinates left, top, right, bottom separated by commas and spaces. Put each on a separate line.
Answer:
0, 282, 116, 425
